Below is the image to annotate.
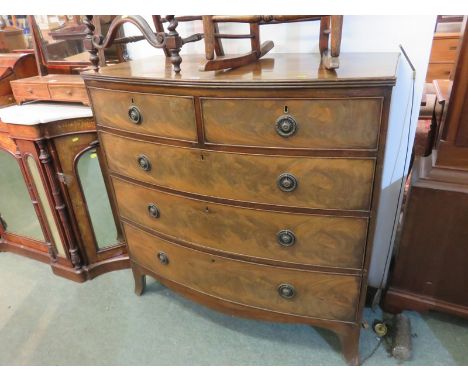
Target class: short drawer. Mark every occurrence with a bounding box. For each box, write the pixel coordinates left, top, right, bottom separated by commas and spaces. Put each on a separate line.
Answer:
49, 85, 89, 104
89, 87, 197, 141
430, 37, 460, 63
202, 97, 382, 149
11, 82, 50, 99
124, 223, 361, 322
426, 63, 454, 81
113, 177, 368, 269
101, 132, 375, 211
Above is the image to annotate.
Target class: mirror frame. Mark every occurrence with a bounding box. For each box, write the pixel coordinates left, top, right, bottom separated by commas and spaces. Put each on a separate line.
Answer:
28, 15, 91, 74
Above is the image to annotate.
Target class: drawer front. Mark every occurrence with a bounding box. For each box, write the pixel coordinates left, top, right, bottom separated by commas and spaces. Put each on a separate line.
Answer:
49, 85, 89, 104
430, 38, 460, 63
124, 223, 360, 322
426, 63, 454, 81
89, 87, 197, 141
11, 82, 50, 99
113, 178, 368, 269
102, 133, 375, 211
202, 98, 382, 149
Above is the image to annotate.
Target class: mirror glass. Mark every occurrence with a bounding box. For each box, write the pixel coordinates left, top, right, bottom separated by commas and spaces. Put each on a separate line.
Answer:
26, 155, 67, 257
34, 15, 88, 63
33, 15, 123, 65
0, 150, 44, 241
77, 148, 121, 249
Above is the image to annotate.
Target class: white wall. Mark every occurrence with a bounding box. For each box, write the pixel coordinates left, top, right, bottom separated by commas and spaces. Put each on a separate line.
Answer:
124, 16, 436, 288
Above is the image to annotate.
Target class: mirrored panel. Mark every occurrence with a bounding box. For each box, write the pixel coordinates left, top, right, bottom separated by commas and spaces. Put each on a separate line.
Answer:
32, 15, 123, 65
26, 155, 67, 257
77, 148, 121, 249
0, 150, 44, 241
34, 15, 87, 62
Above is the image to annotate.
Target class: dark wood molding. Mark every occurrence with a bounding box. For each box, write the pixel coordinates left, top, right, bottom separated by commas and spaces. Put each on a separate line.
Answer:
384, 288, 468, 320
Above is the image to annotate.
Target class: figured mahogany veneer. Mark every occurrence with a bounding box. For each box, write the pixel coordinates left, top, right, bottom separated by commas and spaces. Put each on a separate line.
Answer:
202, 97, 383, 149
112, 177, 368, 270
89, 87, 197, 141
124, 223, 361, 322
100, 132, 375, 211
82, 53, 398, 365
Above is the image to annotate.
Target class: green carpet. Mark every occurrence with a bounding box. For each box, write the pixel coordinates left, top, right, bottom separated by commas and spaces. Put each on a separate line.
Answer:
0, 252, 466, 366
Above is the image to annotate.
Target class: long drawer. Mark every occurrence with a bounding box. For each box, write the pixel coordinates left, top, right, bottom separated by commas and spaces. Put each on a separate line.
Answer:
202, 97, 382, 149
89, 87, 197, 141
124, 222, 361, 322
101, 132, 375, 211
112, 177, 368, 269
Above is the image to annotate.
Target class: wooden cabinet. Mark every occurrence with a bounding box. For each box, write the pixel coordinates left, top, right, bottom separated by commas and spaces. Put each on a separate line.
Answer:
83, 52, 398, 365
384, 25, 468, 319
0, 106, 128, 281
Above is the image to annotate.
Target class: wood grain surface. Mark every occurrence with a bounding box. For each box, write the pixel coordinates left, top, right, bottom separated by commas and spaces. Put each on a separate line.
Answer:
90, 87, 197, 141
112, 177, 369, 269
101, 132, 375, 211
202, 97, 382, 149
124, 222, 360, 322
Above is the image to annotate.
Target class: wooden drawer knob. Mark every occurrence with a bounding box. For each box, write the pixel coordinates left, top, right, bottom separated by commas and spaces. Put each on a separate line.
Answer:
277, 229, 296, 247
137, 154, 151, 171
278, 283, 296, 299
128, 105, 142, 124
147, 203, 160, 218
277, 173, 298, 192
275, 114, 297, 137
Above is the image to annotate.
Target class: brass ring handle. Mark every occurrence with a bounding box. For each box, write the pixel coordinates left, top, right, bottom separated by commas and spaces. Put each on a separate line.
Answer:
277, 173, 298, 192
275, 115, 297, 137
137, 154, 151, 171
147, 203, 160, 219
278, 283, 296, 299
128, 105, 142, 124
277, 230, 296, 247
157, 251, 169, 265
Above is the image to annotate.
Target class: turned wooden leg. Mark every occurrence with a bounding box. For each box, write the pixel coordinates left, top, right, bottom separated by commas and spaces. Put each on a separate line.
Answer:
132, 265, 146, 296
336, 325, 361, 366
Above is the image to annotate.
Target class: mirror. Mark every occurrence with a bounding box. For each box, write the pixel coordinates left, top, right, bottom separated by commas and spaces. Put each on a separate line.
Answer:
77, 148, 121, 249
30, 15, 126, 71
34, 15, 88, 63
0, 150, 44, 241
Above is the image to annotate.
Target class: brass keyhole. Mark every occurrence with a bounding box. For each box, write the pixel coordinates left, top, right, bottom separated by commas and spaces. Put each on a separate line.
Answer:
284, 105, 289, 113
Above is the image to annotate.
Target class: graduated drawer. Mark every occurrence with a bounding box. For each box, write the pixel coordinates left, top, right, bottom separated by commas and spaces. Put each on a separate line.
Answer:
202, 97, 382, 149
112, 178, 368, 269
124, 223, 361, 322
89, 87, 197, 141
49, 84, 89, 104
101, 132, 375, 211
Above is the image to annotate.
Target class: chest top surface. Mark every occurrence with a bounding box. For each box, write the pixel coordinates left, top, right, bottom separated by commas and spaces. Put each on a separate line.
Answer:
81, 52, 399, 88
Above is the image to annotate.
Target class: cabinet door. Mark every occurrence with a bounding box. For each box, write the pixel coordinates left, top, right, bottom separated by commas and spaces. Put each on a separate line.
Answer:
52, 133, 124, 265
0, 149, 44, 242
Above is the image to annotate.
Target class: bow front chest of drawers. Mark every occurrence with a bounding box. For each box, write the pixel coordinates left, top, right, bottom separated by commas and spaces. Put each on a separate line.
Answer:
82, 53, 398, 365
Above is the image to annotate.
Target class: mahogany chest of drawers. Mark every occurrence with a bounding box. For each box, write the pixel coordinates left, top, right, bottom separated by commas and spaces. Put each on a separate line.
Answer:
83, 53, 398, 365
